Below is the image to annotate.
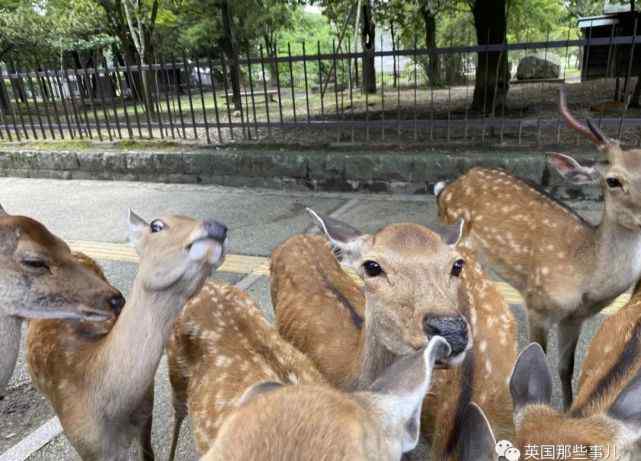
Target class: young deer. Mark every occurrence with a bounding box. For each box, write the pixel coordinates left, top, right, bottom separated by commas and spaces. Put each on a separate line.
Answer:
458, 403, 501, 461
271, 225, 517, 460
166, 280, 326, 458
26, 210, 227, 461
510, 291, 641, 461
0, 204, 124, 396
202, 336, 451, 461
436, 87, 641, 407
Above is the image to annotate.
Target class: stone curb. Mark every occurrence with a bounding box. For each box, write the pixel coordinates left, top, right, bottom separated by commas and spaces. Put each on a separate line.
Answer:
0, 147, 603, 200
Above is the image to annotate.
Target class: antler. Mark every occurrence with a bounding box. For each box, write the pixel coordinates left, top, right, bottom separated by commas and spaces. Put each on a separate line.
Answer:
559, 87, 608, 146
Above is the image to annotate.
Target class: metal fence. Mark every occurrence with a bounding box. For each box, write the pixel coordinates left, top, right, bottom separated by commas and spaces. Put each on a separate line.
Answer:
1, 32, 641, 147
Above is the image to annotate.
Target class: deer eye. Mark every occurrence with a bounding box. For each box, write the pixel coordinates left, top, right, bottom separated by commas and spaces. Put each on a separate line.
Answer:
363, 260, 383, 277
150, 220, 165, 233
21, 258, 50, 271
606, 177, 623, 188
451, 259, 465, 277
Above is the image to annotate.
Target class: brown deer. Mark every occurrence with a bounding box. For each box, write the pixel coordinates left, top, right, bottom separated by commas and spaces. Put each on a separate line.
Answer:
26, 210, 227, 461
0, 204, 124, 397
165, 280, 327, 458
201, 336, 451, 461
435, 87, 641, 407
510, 321, 641, 461
270, 210, 516, 460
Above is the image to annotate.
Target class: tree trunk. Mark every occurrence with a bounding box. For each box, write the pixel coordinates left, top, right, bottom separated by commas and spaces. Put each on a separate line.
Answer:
263, 34, 278, 88
420, 3, 443, 87
360, 0, 376, 94
631, 74, 641, 108
221, 0, 242, 109
0, 83, 10, 113
470, 0, 509, 114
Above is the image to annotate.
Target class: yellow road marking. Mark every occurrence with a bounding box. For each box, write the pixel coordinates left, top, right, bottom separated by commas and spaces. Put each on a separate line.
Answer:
68, 239, 628, 317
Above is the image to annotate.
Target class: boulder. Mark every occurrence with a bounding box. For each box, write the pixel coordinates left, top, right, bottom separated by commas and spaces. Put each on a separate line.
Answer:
516, 53, 561, 80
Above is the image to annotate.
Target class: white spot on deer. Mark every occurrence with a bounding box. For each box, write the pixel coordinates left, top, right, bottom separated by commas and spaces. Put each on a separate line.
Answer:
541, 267, 550, 276
485, 360, 493, 375
479, 340, 487, 353
215, 355, 231, 368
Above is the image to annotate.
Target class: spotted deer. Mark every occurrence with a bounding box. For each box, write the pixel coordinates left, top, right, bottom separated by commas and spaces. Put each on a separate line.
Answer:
270, 210, 516, 459
510, 315, 641, 461
165, 280, 326, 458
27, 210, 227, 461
435, 87, 641, 408
0, 204, 124, 397
201, 336, 451, 461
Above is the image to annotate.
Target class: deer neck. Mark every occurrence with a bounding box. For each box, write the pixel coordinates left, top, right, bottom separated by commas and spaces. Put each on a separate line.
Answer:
590, 206, 641, 300
92, 276, 190, 418
349, 304, 400, 391
0, 315, 22, 396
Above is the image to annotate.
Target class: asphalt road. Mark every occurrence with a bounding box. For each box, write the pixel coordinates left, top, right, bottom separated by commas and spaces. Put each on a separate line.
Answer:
0, 177, 610, 460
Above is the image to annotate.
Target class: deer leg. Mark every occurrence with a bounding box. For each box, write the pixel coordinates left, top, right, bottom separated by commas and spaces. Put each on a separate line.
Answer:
0, 316, 22, 397
558, 316, 583, 410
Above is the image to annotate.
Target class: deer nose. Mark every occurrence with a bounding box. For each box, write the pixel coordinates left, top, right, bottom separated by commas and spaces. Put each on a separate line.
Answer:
108, 293, 126, 316
423, 315, 469, 356
204, 221, 227, 243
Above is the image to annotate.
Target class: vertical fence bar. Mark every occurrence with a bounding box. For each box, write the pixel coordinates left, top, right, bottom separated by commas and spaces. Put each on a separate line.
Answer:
93, 60, 113, 141
26, 64, 46, 139
207, 57, 222, 142
220, 56, 234, 140
194, 57, 211, 144
287, 43, 297, 123
413, 35, 418, 142
72, 60, 93, 139
103, 58, 121, 140
8, 63, 29, 139
302, 41, 311, 125
172, 58, 187, 138
137, 62, 154, 139
258, 47, 272, 137
62, 63, 84, 139
246, 52, 259, 138
150, 59, 165, 140
52, 66, 75, 139
317, 41, 325, 121
36, 63, 57, 139
16, 62, 38, 139
114, 58, 133, 139
80, 60, 104, 141
159, 56, 176, 140
618, 17, 638, 140
0, 66, 14, 141
380, 33, 385, 142
332, 40, 340, 142
348, 40, 354, 142
241, 65, 251, 140
46, 66, 66, 139
123, 58, 142, 138
394, 33, 401, 139
182, 54, 198, 140
272, 42, 284, 128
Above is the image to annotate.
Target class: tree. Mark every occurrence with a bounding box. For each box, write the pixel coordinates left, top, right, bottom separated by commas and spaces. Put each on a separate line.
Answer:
467, 0, 509, 113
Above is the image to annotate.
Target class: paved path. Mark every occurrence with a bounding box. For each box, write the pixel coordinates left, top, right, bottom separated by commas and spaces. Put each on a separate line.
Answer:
0, 177, 618, 460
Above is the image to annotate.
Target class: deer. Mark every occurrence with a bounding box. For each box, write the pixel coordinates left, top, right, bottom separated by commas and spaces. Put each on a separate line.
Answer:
434, 86, 641, 408
0, 203, 125, 397
510, 321, 641, 461
270, 210, 517, 460
165, 279, 327, 458
26, 210, 228, 461
201, 335, 451, 461
458, 402, 502, 461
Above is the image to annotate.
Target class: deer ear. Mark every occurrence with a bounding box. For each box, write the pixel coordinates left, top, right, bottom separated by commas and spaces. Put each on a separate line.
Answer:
458, 403, 497, 461
608, 368, 641, 433
435, 218, 465, 247
509, 343, 553, 413
0, 204, 7, 216
237, 381, 284, 407
127, 209, 148, 255
548, 153, 600, 185
363, 336, 451, 454
306, 208, 369, 267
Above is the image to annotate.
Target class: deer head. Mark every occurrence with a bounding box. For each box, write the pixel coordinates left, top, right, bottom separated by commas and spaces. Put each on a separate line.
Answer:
510, 343, 641, 458
556, 87, 641, 230
127, 210, 227, 297
0, 205, 125, 322
307, 208, 471, 367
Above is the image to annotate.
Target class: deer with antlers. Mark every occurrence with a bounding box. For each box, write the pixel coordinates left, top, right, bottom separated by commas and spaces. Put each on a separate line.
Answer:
201, 336, 451, 461
510, 281, 641, 461
270, 214, 517, 460
0, 204, 124, 397
27, 211, 227, 461
165, 280, 326, 458
435, 87, 641, 408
